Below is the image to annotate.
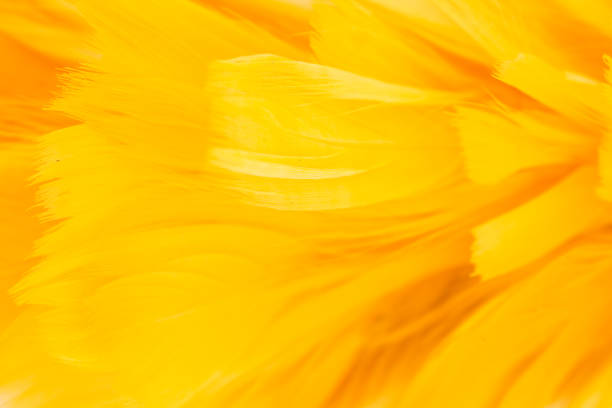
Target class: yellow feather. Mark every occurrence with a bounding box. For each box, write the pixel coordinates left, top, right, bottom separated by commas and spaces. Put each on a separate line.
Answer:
3, 0, 612, 407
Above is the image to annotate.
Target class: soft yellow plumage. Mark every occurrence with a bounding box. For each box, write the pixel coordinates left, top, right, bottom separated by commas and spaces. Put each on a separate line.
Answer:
2, 0, 612, 407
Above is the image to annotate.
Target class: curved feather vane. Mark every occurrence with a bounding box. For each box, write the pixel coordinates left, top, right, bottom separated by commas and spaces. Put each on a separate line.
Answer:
2, 0, 612, 407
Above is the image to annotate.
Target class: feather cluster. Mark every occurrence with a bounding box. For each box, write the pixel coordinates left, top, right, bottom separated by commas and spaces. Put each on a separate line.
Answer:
2, 0, 612, 407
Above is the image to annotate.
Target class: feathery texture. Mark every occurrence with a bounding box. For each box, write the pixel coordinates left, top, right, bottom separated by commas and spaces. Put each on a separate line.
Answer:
2, 0, 612, 407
